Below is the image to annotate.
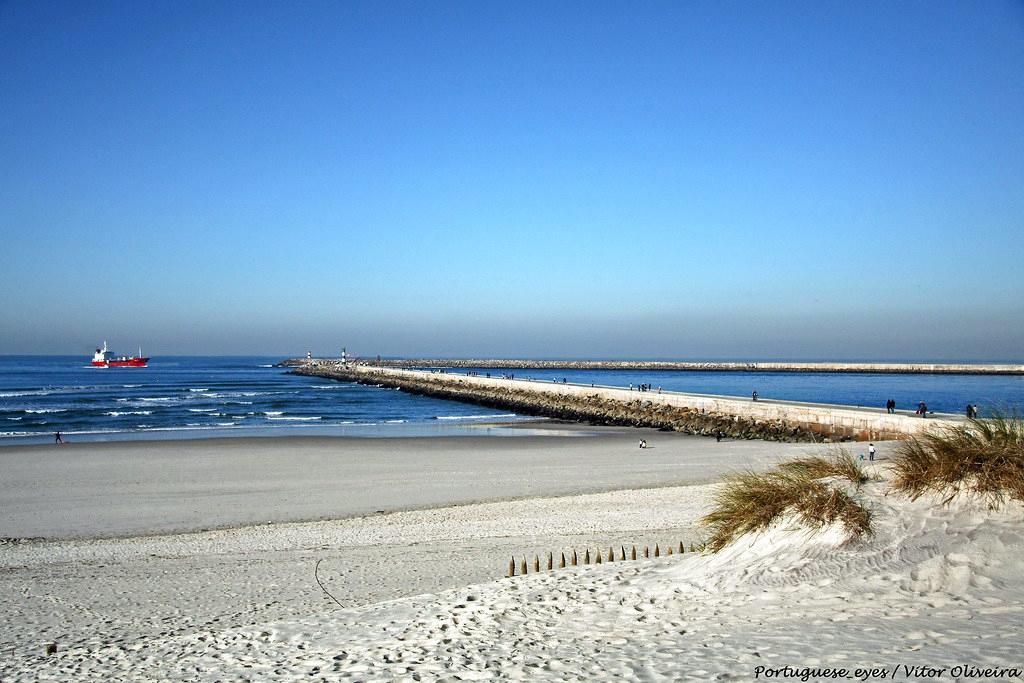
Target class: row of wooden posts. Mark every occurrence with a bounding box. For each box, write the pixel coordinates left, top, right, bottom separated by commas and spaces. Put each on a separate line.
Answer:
507, 541, 702, 577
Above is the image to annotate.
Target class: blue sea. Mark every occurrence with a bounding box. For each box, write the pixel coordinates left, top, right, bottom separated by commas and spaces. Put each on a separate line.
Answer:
0, 356, 525, 445
1, 356, 1022, 445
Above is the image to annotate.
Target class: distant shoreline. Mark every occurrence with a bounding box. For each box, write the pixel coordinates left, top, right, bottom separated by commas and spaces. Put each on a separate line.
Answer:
280, 358, 1024, 375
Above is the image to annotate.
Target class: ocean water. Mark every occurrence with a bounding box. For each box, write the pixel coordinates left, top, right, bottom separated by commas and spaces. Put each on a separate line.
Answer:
0, 356, 525, 445
2, 356, 1022, 445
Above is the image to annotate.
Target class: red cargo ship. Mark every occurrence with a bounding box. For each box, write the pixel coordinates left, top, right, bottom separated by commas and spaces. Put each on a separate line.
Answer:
91, 341, 149, 368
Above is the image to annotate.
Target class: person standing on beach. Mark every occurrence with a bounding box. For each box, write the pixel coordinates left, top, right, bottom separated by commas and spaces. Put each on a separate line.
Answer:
54, 431, 63, 445
752, 390, 758, 402
868, 443, 876, 461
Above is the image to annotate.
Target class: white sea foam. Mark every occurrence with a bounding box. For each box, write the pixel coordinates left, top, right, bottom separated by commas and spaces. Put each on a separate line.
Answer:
215, 422, 237, 427
258, 364, 274, 368
310, 384, 351, 390
104, 411, 153, 416
435, 413, 518, 421
263, 411, 284, 416
188, 408, 217, 413
266, 416, 321, 421
187, 388, 210, 393
24, 409, 68, 414
139, 397, 175, 402
7, 417, 23, 421
386, 419, 407, 423
205, 391, 270, 399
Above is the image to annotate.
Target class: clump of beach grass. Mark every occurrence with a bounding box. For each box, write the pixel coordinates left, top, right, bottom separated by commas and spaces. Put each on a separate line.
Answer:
778, 448, 869, 486
702, 468, 873, 552
891, 412, 1024, 507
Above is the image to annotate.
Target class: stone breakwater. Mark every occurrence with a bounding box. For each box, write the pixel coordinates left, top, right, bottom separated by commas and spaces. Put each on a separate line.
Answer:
292, 365, 955, 442
279, 358, 1024, 374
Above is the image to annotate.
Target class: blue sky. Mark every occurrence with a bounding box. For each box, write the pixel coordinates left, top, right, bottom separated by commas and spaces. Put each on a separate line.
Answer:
1, 1, 1022, 359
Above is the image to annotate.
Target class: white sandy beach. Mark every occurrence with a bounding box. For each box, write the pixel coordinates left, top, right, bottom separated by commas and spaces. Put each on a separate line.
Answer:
3, 430, 1022, 681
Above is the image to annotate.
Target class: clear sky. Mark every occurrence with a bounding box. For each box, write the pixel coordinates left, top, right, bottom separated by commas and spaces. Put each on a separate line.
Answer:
1, 1, 1022, 360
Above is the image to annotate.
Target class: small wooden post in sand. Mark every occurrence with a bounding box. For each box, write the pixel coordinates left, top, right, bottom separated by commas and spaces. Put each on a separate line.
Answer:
559, 552, 566, 569
584, 549, 591, 565
520, 557, 528, 575
621, 545, 627, 561
679, 541, 685, 554
546, 552, 553, 571
572, 550, 578, 566
595, 552, 602, 565
533, 556, 540, 573
631, 545, 637, 561
667, 546, 674, 556
654, 544, 660, 557
644, 546, 650, 558
508, 557, 516, 577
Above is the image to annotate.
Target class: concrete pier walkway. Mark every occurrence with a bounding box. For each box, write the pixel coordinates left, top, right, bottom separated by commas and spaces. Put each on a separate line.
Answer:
294, 364, 963, 441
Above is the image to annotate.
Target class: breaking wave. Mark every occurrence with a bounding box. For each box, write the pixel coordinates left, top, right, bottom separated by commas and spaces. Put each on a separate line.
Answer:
435, 413, 518, 421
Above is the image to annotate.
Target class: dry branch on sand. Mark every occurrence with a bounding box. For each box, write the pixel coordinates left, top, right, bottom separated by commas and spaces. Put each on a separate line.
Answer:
891, 413, 1024, 507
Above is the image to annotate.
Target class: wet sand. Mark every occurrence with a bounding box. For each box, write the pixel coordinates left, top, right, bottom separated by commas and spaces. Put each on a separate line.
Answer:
0, 425, 849, 539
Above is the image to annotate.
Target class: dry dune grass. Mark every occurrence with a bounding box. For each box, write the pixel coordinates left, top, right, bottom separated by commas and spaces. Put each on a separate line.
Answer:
891, 413, 1024, 506
778, 449, 869, 485
701, 468, 873, 552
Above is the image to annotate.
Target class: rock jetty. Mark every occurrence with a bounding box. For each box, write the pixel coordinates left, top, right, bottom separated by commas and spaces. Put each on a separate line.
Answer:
291, 364, 949, 442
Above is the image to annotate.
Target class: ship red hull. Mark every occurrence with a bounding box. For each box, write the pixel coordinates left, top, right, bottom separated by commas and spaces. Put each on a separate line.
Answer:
92, 358, 149, 367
